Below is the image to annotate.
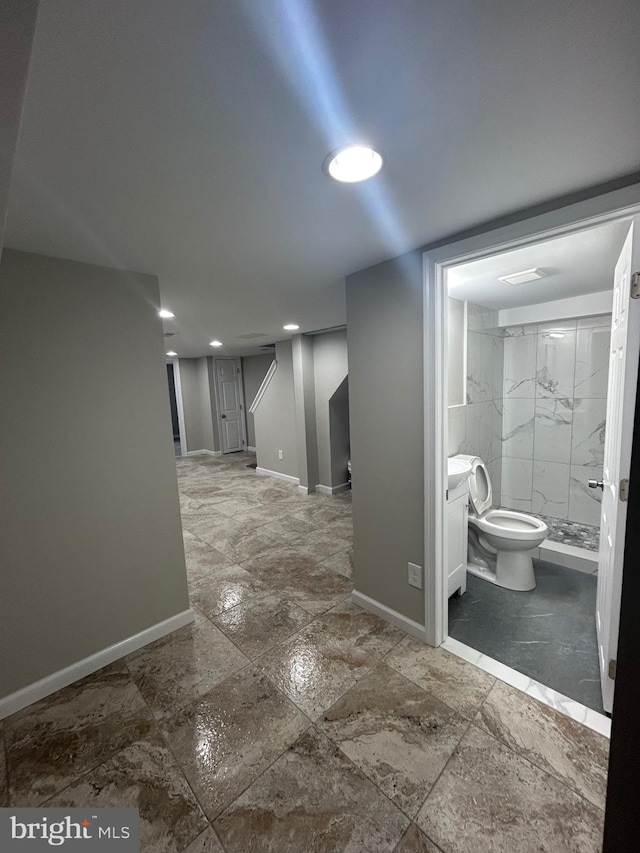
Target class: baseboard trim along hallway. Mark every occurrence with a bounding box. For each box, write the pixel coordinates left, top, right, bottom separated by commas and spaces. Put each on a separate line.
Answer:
0, 609, 195, 720
351, 589, 426, 641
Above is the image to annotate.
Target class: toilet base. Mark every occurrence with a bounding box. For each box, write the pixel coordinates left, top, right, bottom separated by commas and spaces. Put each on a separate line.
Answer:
467, 551, 536, 591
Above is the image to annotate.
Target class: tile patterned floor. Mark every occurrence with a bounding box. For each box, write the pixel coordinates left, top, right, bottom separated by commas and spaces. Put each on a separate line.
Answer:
0, 452, 609, 852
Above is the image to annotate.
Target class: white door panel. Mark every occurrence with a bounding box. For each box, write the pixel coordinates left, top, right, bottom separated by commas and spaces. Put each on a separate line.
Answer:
597, 219, 640, 713
215, 358, 244, 453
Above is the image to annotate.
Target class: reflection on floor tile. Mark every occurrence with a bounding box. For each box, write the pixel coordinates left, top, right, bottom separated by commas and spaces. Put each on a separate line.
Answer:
257, 621, 373, 719
163, 667, 308, 820
416, 726, 604, 853
47, 732, 207, 853
386, 637, 495, 718
5, 452, 607, 852
126, 620, 249, 721
320, 665, 468, 817
214, 728, 409, 853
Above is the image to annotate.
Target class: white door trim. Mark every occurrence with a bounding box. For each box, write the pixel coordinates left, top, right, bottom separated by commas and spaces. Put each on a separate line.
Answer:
213, 357, 247, 453
423, 182, 640, 648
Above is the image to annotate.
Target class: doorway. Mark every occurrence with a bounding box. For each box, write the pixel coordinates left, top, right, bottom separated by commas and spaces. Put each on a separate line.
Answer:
214, 358, 247, 454
423, 194, 640, 730
167, 362, 182, 456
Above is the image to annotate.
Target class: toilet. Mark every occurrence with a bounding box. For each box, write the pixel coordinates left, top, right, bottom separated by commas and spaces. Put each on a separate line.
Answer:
454, 454, 548, 591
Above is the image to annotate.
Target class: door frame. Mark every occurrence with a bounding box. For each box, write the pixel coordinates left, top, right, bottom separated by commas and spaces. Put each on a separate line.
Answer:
213, 357, 248, 453
423, 183, 640, 647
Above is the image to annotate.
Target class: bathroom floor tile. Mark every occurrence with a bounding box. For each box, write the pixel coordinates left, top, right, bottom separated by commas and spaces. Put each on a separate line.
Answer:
125, 620, 250, 721
163, 667, 308, 820
5, 662, 155, 806
474, 680, 609, 809
46, 731, 207, 853
318, 599, 405, 658
214, 727, 409, 853
211, 591, 314, 659
385, 637, 495, 718
319, 664, 469, 817
416, 725, 604, 853
257, 621, 374, 719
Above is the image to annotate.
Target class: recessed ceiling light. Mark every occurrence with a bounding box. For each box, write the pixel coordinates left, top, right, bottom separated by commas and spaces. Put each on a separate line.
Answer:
544, 332, 565, 339
324, 145, 383, 183
498, 268, 546, 286
158, 309, 175, 319
210, 340, 223, 347
166, 351, 178, 356
283, 324, 299, 331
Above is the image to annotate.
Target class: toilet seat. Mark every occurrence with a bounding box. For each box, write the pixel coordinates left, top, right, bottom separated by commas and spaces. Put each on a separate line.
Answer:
469, 508, 548, 542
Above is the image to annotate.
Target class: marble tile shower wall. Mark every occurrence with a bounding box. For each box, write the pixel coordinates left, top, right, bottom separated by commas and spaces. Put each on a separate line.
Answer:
501, 315, 611, 526
448, 303, 504, 503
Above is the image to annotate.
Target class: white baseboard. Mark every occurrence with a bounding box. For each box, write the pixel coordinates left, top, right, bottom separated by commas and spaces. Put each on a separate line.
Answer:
297, 485, 309, 495
351, 590, 425, 642
0, 609, 195, 720
255, 466, 300, 485
316, 482, 350, 496
536, 540, 598, 574
246, 445, 256, 452
184, 449, 222, 457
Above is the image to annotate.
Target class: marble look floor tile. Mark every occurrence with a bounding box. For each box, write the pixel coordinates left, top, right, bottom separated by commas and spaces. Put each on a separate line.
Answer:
416, 725, 604, 853
126, 621, 250, 722
0, 728, 7, 807
318, 599, 404, 657
5, 663, 155, 806
292, 504, 347, 527
180, 494, 232, 515
320, 665, 468, 818
164, 667, 308, 820
289, 528, 352, 561
393, 824, 443, 853
212, 591, 313, 659
184, 539, 235, 584
189, 565, 265, 618
475, 680, 609, 809
321, 515, 353, 539
214, 727, 409, 853
47, 732, 207, 853
385, 638, 495, 719
318, 547, 353, 579
257, 622, 373, 719
214, 529, 284, 563
183, 827, 226, 852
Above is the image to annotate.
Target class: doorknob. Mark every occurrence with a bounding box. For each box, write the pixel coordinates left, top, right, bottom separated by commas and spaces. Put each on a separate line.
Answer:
221, 414, 226, 419
588, 479, 604, 490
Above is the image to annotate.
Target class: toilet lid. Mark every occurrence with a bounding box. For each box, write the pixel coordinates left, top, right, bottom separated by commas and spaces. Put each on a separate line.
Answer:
468, 459, 492, 516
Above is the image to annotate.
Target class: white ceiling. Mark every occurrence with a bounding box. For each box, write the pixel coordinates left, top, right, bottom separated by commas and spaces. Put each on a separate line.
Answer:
446, 220, 629, 310
5, 0, 640, 356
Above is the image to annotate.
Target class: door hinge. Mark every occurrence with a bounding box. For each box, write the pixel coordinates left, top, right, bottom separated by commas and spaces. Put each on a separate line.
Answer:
620, 479, 630, 501
631, 272, 640, 299
608, 659, 617, 680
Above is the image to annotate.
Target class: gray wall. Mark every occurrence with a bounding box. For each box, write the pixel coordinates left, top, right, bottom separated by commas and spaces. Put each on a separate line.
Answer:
241, 354, 273, 448
178, 357, 219, 453
329, 377, 350, 487
0, 250, 189, 698
346, 252, 424, 624
0, 1, 38, 252
254, 339, 298, 478
293, 335, 319, 490
313, 330, 349, 488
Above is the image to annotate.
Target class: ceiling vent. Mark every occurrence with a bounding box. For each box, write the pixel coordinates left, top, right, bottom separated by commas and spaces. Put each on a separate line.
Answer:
237, 332, 267, 340
498, 268, 546, 286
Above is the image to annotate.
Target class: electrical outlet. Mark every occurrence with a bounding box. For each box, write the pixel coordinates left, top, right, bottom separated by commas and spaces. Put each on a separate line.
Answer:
408, 562, 422, 589
278, 449, 283, 460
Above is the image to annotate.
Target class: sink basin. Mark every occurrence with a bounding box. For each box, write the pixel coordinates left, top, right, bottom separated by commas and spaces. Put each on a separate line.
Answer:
448, 457, 471, 491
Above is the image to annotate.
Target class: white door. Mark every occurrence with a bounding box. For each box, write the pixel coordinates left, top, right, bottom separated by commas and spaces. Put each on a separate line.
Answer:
215, 358, 245, 453
597, 219, 640, 713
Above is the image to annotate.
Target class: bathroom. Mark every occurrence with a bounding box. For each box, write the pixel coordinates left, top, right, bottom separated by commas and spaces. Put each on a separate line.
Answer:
443, 221, 628, 716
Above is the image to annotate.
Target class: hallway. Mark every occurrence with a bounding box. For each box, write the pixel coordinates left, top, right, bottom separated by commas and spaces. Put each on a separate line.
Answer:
1, 453, 608, 852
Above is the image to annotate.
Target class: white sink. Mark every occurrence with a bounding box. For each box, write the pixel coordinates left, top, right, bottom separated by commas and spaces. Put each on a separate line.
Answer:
448, 457, 471, 491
